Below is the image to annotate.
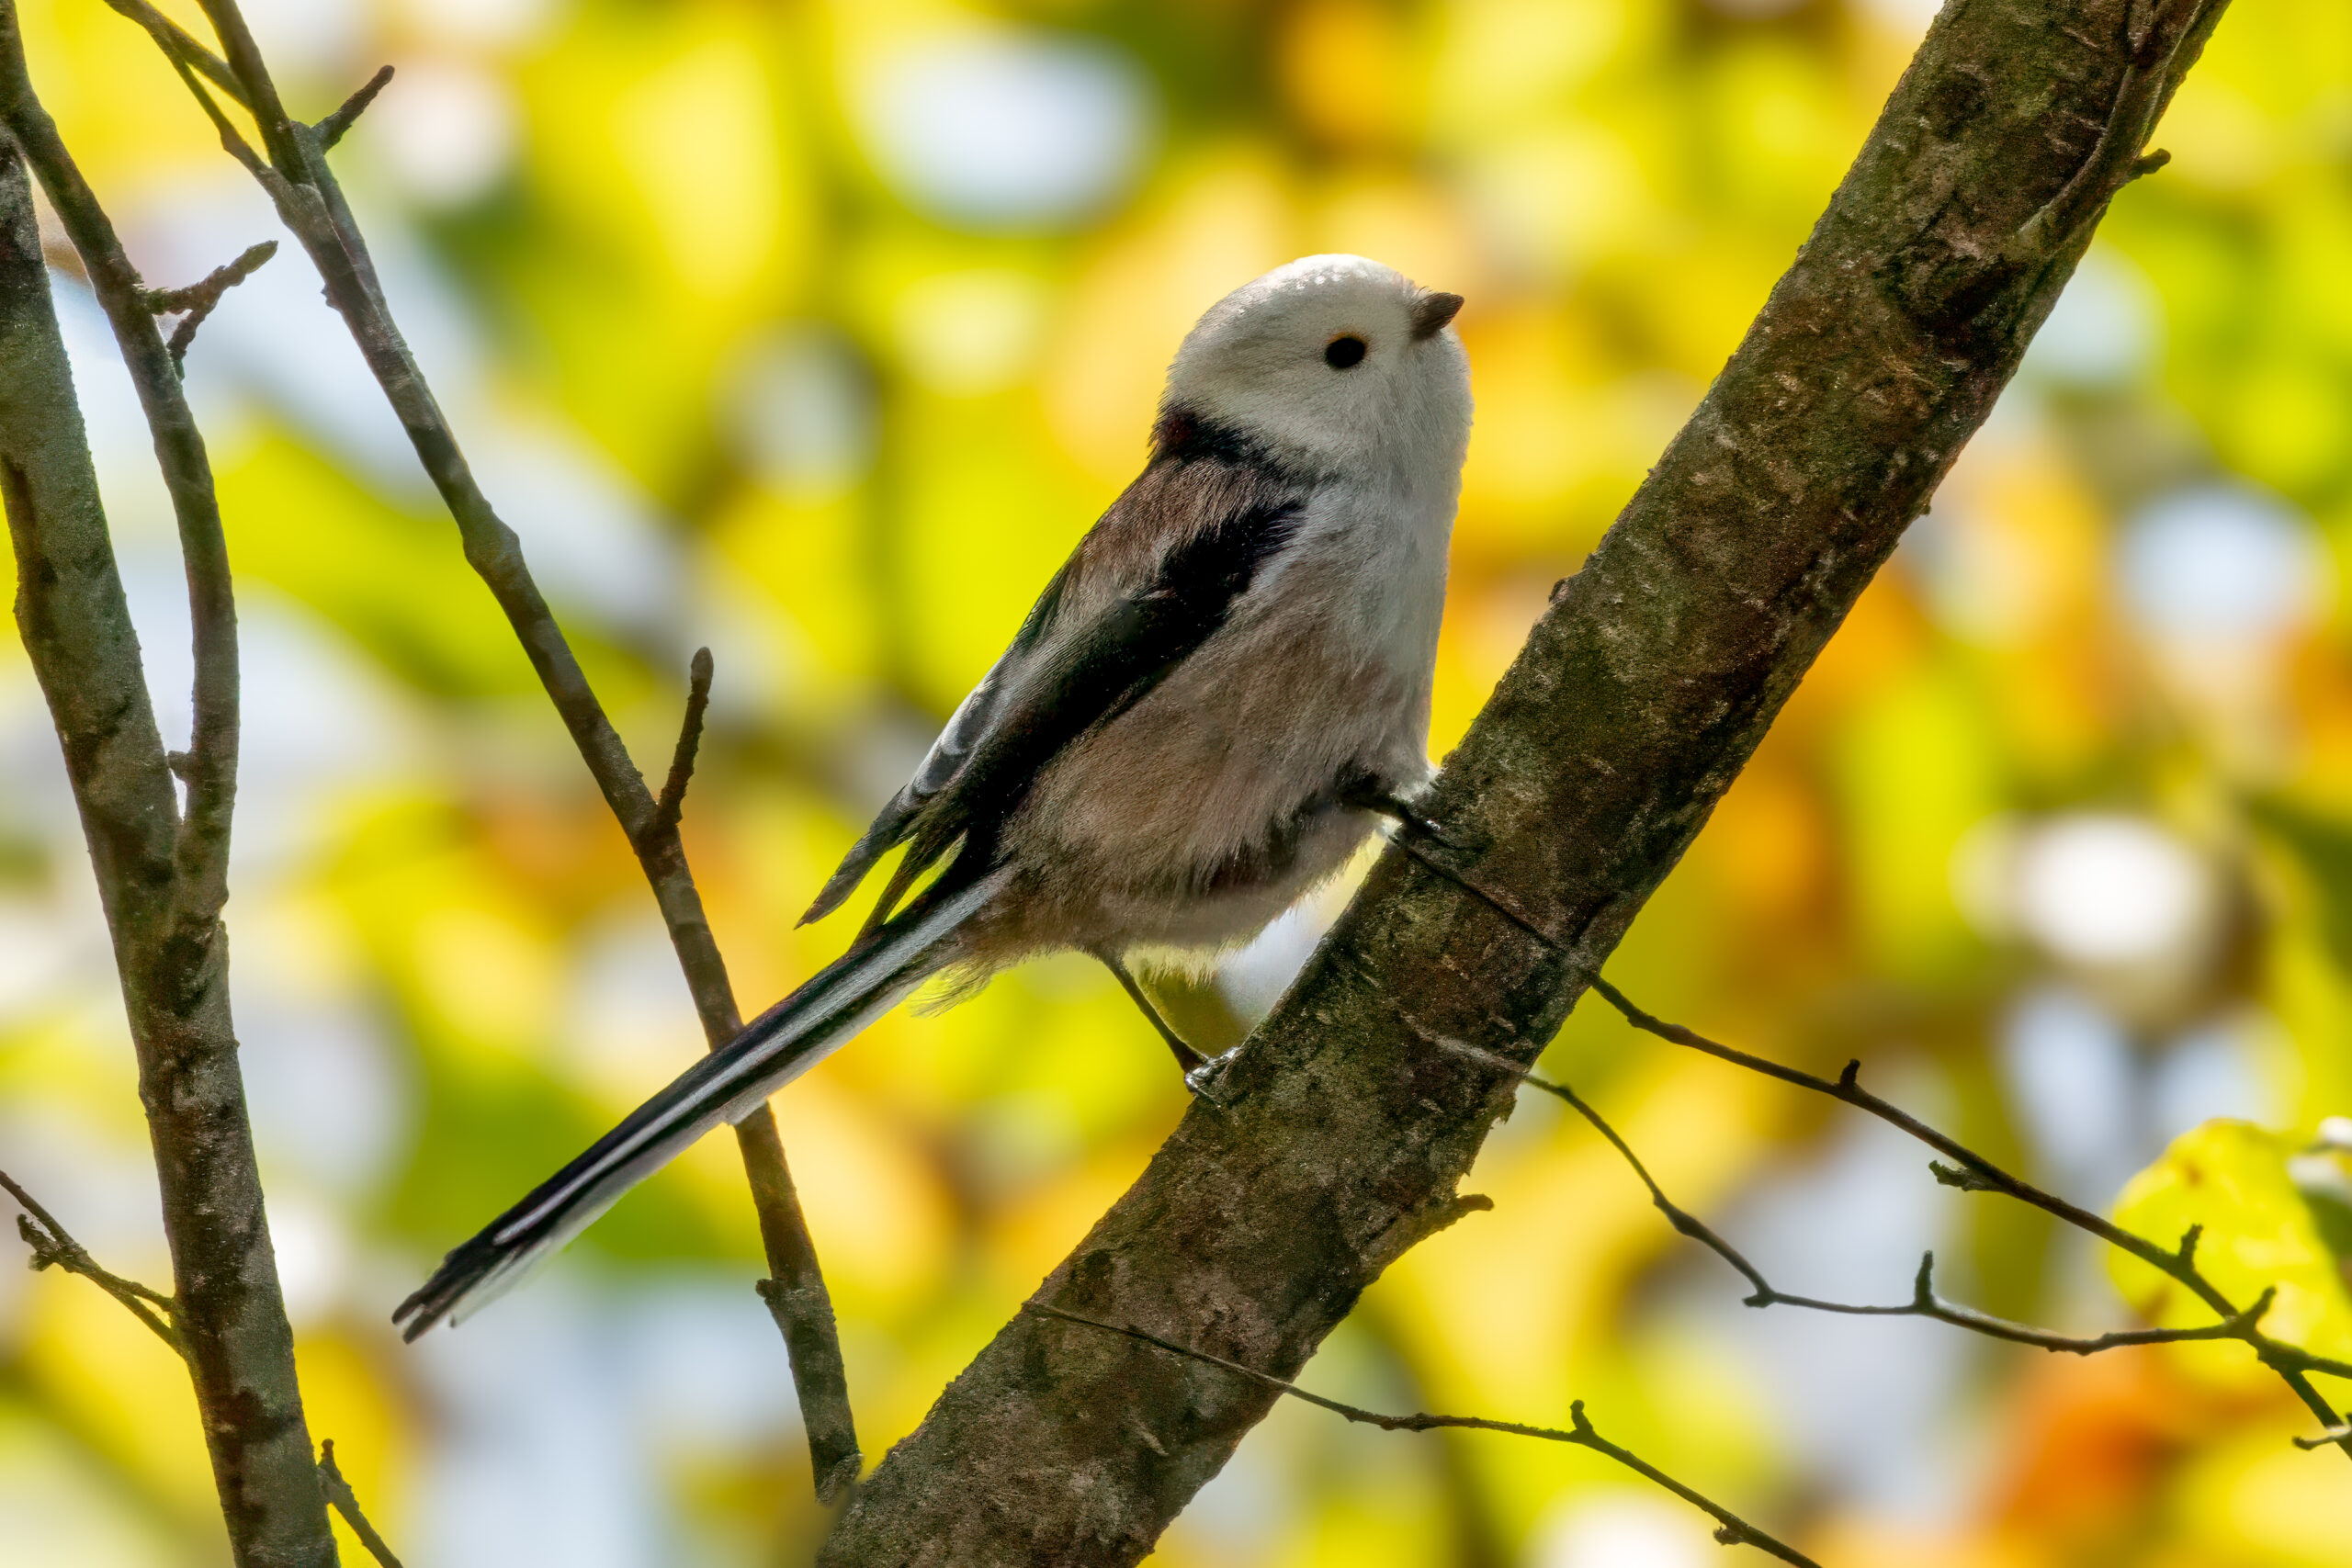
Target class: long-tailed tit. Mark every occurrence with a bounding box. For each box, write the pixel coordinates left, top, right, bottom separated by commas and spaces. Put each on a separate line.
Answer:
396, 254, 1471, 1337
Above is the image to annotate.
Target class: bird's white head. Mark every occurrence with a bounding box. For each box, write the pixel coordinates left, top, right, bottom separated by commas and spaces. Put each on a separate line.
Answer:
1159, 254, 1471, 482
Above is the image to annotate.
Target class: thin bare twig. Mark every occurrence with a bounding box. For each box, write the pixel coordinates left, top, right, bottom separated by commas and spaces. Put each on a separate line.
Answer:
142, 238, 274, 372
95, 0, 243, 106
315, 63, 390, 151
1476, 1043, 1774, 1301
1438, 1038, 2301, 1359
317, 1440, 405, 1568
1025, 1303, 1819, 1567
1579, 980, 2352, 1451
2296, 1422, 2352, 1452
164, 51, 271, 180
121, 0, 863, 1496
1, 1169, 184, 1357
647, 647, 713, 843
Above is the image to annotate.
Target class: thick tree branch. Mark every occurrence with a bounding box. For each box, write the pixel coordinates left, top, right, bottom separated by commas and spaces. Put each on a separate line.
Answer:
819, 0, 2239, 1560
119, 0, 861, 1496
0, 112, 335, 1568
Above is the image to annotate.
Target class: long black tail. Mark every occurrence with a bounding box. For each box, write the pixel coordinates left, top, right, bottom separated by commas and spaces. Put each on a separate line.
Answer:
394, 867, 1009, 1339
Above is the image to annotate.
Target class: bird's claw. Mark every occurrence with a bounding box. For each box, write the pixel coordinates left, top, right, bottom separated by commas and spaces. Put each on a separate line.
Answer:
1183, 1046, 1242, 1104
1340, 776, 1464, 848
1391, 802, 1469, 852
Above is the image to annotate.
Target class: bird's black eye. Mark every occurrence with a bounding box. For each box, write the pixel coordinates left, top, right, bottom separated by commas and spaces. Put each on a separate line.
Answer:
1324, 334, 1367, 370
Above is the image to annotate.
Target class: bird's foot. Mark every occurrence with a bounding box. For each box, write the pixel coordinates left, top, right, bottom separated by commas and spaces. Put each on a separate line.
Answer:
1341, 779, 1565, 948
1339, 773, 1474, 852
1183, 1046, 1241, 1104
1383, 796, 1470, 852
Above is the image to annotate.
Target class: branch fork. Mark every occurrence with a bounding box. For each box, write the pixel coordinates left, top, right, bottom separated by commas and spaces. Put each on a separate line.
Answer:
316, 64, 391, 151
1, 1170, 184, 1358
318, 1438, 404, 1568
140, 238, 276, 372
1571, 984, 2351, 1451
2007, 0, 2221, 263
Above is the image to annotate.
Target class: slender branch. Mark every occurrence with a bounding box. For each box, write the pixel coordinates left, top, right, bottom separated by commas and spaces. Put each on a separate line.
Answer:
124, 0, 861, 1497
2, 1169, 185, 1357
188, 0, 300, 170
1454, 1039, 1773, 1302
1878, 1259, 2280, 1356
2296, 1422, 2352, 1452
0, 107, 336, 1566
314, 64, 390, 152
1025, 1304, 1819, 1568
143, 238, 275, 373
316, 1441, 404, 1568
1433, 1037, 2302, 1366
0, 13, 242, 927
645, 647, 712, 844
1582, 983, 2352, 1450
1589, 980, 2202, 1295
95, 0, 243, 107
164, 51, 271, 180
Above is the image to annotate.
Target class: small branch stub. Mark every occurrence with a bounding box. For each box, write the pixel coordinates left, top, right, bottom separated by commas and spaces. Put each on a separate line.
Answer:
648, 647, 714, 843
141, 238, 276, 372
2, 1168, 185, 1358
317, 64, 392, 150
318, 1439, 406, 1568
2295, 1422, 2352, 1452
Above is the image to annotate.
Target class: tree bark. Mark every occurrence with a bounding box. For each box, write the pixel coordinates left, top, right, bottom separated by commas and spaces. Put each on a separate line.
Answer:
0, 135, 335, 1567
820, 0, 2229, 1561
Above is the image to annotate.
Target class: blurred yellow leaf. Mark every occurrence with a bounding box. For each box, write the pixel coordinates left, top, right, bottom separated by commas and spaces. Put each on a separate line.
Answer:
2109, 1120, 2352, 1381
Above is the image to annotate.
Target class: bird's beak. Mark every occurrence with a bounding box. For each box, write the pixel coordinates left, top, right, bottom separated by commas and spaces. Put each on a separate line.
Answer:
1410, 290, 1464, 340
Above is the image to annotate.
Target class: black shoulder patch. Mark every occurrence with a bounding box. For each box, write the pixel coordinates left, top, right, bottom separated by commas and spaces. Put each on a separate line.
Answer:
1151, 404, 1281, 472
1152, 499, 1303, 624
937, 496, 1303, 824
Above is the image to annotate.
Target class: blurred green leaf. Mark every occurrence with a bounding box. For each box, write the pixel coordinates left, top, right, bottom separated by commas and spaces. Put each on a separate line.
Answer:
2254, 798, 2352, 974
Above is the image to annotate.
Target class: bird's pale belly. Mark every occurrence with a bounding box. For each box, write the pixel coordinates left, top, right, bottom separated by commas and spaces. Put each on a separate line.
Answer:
996, 677, 1419, 967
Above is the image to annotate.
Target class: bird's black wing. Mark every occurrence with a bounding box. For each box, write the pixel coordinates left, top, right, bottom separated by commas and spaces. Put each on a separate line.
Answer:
800, 488, 1304, 931
795, 555, 1069, 927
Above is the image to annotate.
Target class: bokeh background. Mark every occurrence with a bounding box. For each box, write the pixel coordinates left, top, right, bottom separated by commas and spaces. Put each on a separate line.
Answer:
3, 0, 2350, 1562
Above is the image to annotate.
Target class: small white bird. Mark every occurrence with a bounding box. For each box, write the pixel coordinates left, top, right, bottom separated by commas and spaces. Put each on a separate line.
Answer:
396, 254, 1472, 1336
